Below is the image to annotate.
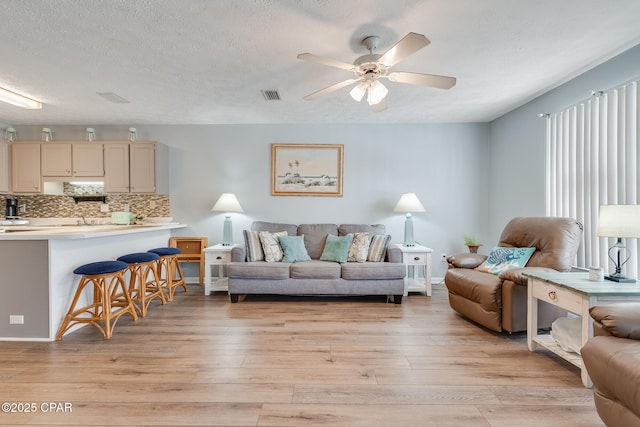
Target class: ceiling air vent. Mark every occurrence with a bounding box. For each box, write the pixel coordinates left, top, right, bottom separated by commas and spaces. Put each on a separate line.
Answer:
96, 92, 130, 104
261, 90, 281, 101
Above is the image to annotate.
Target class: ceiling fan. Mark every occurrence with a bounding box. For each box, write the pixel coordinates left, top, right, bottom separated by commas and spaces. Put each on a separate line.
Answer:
297, 32, 456, 112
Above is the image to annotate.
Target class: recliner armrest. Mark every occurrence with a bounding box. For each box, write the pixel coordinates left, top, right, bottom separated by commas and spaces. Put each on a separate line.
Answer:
590, 303, 640, 340
446, 253, 486, 269
499, 266, 558, 286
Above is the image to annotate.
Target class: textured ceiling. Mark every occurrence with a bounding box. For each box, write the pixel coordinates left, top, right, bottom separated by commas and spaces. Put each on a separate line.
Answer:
1, 0, 640, 125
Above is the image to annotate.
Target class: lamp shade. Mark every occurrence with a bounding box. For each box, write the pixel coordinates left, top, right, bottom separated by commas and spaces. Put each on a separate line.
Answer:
211, 193, 243, 213
394, 193, 425, 213
598, 205, 640, 238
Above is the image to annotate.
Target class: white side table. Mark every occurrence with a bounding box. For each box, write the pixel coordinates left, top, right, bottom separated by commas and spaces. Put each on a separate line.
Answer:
203, 243, 238, 296
393, 244, 433, 296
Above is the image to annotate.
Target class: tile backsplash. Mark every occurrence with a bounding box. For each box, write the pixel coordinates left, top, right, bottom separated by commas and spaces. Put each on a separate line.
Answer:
0, 192, 170, 219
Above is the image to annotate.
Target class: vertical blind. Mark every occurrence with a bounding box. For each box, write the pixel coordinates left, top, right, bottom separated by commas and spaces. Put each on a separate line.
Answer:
545, 79, 639, 278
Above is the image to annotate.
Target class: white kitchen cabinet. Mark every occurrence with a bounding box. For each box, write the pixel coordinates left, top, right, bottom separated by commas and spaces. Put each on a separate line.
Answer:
0, 140, 9, 193
130, 142, 156, 193
104, 141, 156, 193
11, 142, 42, 193
41, 142, 103, 177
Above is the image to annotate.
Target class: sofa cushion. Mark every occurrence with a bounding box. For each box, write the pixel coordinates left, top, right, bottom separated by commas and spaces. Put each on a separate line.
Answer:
259, 231, 288, 262
243, 230, 264, 262
339, 224, 385, 236
367, 234, 391, 262
252, 221, 298, 236
228, 261, 291, 279
290, 260, 341, 279
474, 247, 535, 275
320, 234, 353, 263
347, 232, 372, 263
341, 262, 405, 280
278, 235, 311, 263
298, 224, 339, 259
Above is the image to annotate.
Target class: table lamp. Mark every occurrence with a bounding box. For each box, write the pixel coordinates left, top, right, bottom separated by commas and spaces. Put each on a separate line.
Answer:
212, 193, 243, 246
597, 204, 640, 282
394, 193, 425, 247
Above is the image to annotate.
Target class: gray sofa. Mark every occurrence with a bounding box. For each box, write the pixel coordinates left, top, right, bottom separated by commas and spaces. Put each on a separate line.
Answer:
228, 221, 406, 303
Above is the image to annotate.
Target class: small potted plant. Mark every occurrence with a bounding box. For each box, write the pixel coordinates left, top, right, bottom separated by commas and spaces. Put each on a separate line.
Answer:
133, 213, 145, 225
463, 234, 482, 253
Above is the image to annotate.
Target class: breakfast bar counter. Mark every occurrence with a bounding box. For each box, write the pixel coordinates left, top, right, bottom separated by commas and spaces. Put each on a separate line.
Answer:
0, 223, 185, 341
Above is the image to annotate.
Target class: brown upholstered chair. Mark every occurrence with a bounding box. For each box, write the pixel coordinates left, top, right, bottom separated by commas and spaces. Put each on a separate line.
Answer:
444, 217, 583, 333
582, 303, 640, 427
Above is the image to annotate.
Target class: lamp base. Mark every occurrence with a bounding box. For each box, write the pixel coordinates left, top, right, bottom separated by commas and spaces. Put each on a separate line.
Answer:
605, 274, 636, 283
403, 214, 415, 247
222, 215, 233, 246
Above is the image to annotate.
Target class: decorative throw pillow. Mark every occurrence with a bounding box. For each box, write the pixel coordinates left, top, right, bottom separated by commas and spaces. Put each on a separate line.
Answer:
243, 230, 264, 262
278, 235, 311, 263
474, 247, 536, 275
347, 232, 372, 262
320, 234, 354, 263
258, 231, 288, 262
367, 234, 391, 262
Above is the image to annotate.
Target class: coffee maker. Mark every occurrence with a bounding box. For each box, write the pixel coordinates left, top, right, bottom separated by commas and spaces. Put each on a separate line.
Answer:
5, 198, 18, 219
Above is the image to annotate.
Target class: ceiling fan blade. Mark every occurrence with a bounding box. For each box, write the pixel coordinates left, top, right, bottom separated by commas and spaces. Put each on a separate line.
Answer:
371, 98, 387, 112
297, 53, 355, 71
303, 78, 360, 100
377, 32, 430, 67
388, 71, 456, 89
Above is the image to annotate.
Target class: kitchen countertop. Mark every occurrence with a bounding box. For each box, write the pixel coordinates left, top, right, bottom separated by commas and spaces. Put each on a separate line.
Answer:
0, 223, 185, 240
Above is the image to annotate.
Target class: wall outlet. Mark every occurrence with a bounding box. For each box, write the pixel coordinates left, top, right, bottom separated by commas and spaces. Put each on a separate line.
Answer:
441, 253, 447, 262
100, 203, 110, 213
19, 204, 26, 213
123, 203, 130, 212
9, 315, 24, 325
149, 200, 156, 209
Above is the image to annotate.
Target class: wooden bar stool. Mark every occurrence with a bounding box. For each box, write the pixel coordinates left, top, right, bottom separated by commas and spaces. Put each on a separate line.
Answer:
148, 247, 186, 301
117, 252, 166, 317
56, 260, 138, 340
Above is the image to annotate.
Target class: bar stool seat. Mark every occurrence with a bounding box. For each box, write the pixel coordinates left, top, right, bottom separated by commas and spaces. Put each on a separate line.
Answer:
117, 252, 166, 317
148, 247, 186, 301
56, 260, 138, 340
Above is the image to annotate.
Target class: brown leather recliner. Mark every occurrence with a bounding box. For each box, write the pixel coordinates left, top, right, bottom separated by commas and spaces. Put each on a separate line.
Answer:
445, 217, 583, 333
582, 303, 640, 427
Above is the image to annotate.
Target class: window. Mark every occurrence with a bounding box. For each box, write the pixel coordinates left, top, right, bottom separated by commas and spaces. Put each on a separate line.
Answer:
545, 80, 639, 278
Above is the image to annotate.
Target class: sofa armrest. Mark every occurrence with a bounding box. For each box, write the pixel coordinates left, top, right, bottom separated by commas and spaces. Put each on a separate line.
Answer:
499, 266, 559, 286
446, 253, 486, 269
231, 246, 246, 262
386, 246, 402, 263
589, 303, 640, 340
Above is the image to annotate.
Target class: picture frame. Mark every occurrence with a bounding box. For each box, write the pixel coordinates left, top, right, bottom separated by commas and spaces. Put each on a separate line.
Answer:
272, 144, 344, 196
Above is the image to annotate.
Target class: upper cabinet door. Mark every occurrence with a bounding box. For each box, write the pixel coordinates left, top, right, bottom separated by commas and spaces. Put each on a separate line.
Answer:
130, 142, 156, 193
41, 143, 72, 176
0, 140, 9, 193
72, 143, 104, 176
104, 143, 130, 193
12, 143, 42, 193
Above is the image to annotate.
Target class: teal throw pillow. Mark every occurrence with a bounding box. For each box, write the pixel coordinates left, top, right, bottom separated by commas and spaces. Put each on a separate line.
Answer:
474, 247, 536, 275
320, 234, 354, 263
278, 235, 311, 263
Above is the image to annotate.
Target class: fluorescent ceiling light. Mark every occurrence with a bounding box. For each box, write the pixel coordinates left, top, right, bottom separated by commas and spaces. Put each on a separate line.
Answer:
0, 86, 42, 109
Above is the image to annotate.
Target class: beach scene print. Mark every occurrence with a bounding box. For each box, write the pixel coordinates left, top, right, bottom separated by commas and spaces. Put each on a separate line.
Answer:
272, 144, 343, 196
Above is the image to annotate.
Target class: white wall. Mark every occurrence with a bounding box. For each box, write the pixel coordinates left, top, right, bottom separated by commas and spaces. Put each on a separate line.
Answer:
12, 123, 490, 279
489, 43, 640, 240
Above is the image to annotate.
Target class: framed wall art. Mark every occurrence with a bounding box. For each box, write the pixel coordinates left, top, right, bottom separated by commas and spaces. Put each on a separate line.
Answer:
272, 144, 344, 196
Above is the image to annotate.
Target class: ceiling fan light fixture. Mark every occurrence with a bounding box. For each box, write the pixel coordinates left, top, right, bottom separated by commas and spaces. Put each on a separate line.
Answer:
367, 80, 388, 106
349, 82, 367, 102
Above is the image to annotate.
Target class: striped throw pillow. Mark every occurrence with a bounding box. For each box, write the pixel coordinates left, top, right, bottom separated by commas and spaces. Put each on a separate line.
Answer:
243, 230, 264, 262
367, 234, 391, 262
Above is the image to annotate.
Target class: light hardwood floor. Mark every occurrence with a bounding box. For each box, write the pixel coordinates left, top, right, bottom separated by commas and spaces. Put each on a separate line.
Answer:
1, 284, 604, 426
